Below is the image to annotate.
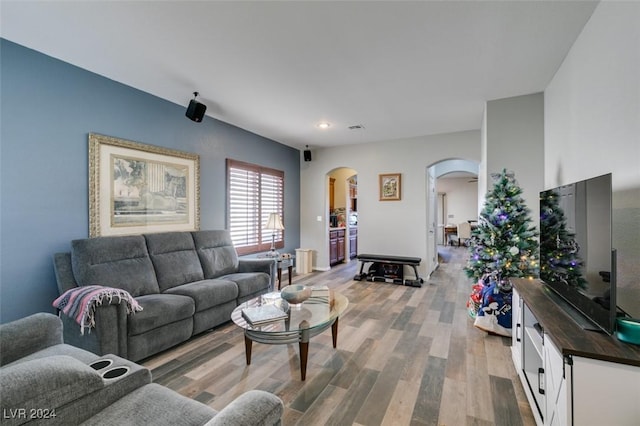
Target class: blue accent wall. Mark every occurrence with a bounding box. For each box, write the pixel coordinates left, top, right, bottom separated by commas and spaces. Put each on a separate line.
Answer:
0, 39, 300, 322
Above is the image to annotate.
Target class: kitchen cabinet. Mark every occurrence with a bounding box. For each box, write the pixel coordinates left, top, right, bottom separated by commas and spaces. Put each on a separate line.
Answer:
329, 237, 337, 264
330, 229, 345, 265
349, 227, 357, 258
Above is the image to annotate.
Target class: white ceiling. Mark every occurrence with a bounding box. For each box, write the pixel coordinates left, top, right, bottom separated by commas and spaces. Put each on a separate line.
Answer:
0, 1, 598, 150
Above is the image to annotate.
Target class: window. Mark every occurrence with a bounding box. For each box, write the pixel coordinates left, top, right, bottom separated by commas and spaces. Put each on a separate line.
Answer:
227, 159, 284, 255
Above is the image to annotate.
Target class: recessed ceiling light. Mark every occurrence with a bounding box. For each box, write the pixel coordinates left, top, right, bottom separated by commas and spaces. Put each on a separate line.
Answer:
316, 122, 331, 129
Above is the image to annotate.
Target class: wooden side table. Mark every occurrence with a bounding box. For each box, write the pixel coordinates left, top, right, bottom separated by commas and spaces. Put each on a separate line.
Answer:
258, 254, 295, 290
275, 256, 295, 290
444, 226, 457, 245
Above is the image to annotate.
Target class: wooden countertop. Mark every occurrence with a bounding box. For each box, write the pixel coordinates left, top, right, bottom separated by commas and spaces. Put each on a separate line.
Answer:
512, 278, 640, 367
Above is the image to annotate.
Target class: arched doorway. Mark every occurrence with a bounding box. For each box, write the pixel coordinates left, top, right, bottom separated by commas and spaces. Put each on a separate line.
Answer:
425, 159, 479, 277
327, 167, 358, 267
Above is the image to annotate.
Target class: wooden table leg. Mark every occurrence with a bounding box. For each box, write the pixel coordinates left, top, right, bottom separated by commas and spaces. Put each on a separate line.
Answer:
244, 334, 253, 365
277, 265, 282, 290
331, 317, 339, 348
299, 341, 309, 381
288, 264, 293, 286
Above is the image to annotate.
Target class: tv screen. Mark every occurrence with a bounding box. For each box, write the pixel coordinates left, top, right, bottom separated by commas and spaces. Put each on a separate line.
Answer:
539, 173, 616, 334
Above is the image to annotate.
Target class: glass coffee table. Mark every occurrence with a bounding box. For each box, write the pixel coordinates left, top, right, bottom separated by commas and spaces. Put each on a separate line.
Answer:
231, 287, 348, 380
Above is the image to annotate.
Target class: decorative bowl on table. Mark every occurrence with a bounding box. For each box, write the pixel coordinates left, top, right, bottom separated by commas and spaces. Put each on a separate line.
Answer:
280, 285, 312, 305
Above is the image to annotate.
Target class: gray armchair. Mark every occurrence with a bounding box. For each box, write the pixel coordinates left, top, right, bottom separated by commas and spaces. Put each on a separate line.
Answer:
0, 313, 283, 426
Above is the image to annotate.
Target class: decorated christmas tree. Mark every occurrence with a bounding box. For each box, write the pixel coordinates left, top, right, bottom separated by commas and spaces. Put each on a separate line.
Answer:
465, 169, 539, 282
539, 189, 587, 289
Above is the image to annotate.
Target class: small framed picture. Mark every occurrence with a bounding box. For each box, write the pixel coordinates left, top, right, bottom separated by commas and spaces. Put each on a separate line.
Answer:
379, 173, 401, 201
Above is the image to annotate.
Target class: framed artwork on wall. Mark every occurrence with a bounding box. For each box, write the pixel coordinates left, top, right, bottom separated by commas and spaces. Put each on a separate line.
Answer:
88, 133, 200, 237
379, 173, 401, 201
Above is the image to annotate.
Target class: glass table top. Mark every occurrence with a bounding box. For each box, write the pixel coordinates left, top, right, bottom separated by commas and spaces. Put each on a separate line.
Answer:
231, 287, 348, 335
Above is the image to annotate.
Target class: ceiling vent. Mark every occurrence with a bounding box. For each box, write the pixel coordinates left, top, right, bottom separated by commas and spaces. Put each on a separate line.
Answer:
348, 124, 365, 130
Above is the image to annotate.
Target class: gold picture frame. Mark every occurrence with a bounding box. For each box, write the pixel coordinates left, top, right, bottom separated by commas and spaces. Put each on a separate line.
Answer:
379, 173, 401, 201
89, 133, 200, 237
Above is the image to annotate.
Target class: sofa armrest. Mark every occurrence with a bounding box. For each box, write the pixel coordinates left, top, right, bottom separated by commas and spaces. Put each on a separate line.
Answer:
60, 303, 129, 359
0, 313, 64, 366
0, 355, 104, 425
238, 258, 275, 275
239, 258, 277, 289
205, 390, 283, 426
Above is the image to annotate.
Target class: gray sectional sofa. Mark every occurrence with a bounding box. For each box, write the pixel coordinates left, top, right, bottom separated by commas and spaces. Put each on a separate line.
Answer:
53, 230, 274, 362
0, 313, 283, 425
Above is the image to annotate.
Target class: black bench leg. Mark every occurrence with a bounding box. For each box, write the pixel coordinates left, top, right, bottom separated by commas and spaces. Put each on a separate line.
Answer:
404, 266, 423, 287
354, 261, 367, 280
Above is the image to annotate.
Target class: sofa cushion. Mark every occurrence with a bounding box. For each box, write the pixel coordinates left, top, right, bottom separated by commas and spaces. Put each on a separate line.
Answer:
71, 235, 160, 297
145, 232, 204, 292
164, 279, 238, 313
220, 272, 270, 299
79, 383, 217, 426
192, 230, 239, 278
0, 355, 104, 426
128, 294, 195, 336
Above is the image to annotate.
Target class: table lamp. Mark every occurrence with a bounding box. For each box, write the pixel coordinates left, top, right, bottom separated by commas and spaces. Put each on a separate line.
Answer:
265, 213, 284, 257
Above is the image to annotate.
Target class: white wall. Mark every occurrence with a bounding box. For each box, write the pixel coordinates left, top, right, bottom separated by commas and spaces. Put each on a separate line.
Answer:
300, 130, 480, 273
299, 2, 640, 288
484, 93, 545, 227
434, 159, 479, 177
545, 1, 639, 191
479, 107, 488, 214
544, 1, 640, 314
437, 177, 479, 226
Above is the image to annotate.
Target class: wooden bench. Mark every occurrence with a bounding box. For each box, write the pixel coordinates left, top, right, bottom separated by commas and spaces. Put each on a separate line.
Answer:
353, 254, 424, 287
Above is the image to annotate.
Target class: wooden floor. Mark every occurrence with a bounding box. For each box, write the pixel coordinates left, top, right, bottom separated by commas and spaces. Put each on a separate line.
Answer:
142, 246, 535, 426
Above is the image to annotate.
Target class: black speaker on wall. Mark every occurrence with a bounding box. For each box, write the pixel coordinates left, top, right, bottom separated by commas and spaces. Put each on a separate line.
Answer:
186, 92, 206, 122
304, 145, 312, 162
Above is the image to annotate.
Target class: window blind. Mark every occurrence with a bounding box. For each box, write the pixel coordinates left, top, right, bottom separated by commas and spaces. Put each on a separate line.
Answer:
227, 159, 284, 255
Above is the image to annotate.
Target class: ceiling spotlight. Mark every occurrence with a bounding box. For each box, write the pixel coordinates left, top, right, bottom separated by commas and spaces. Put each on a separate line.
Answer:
316, 122, 331, 129
186, 92, 206, 123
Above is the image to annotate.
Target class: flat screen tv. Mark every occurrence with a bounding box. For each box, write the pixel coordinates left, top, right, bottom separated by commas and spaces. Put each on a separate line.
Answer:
539, 173, 616, 334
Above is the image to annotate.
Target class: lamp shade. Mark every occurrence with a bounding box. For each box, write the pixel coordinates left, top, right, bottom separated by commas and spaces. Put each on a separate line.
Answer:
265, 213, 284, 231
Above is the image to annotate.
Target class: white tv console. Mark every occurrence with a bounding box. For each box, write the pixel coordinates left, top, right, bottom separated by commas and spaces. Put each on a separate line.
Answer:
511, 279, 640, 426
